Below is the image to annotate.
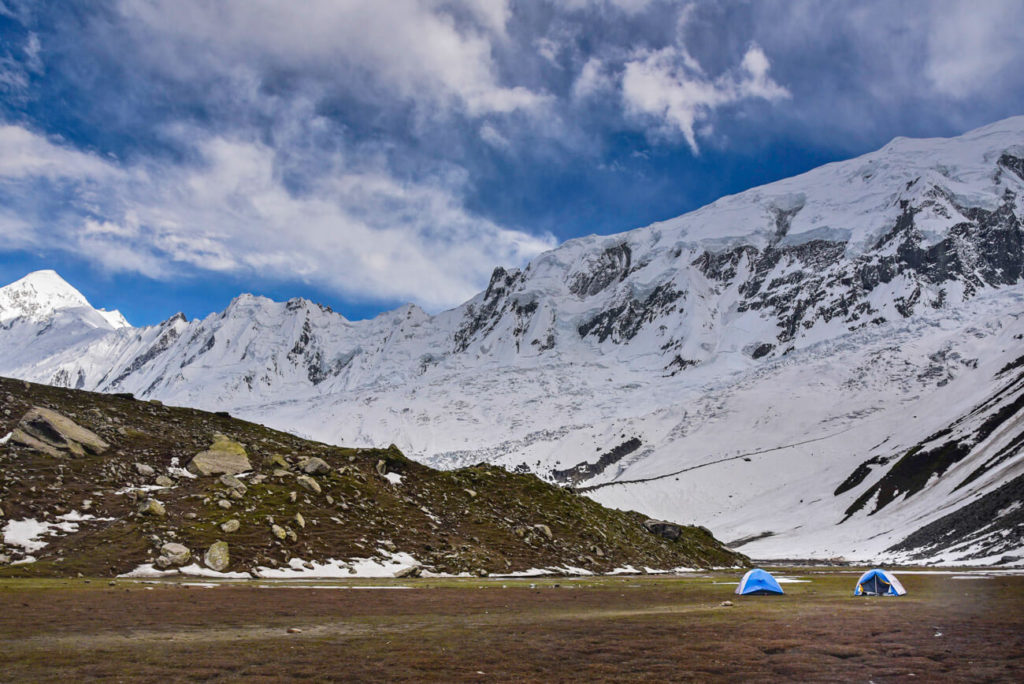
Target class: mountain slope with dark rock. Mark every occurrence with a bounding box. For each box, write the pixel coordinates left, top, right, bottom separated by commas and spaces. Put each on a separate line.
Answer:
0, 377, 743, 577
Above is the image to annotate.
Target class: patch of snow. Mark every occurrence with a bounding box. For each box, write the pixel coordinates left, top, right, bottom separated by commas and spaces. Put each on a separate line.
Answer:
167, 466, 196, 480
3, 517, 85, 552
119, 563, 251, 579
383, 472, 403, 485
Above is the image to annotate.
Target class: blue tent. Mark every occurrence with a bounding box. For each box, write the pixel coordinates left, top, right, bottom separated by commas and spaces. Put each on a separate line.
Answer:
854, 568, 906, 596
735, 568, 785, 595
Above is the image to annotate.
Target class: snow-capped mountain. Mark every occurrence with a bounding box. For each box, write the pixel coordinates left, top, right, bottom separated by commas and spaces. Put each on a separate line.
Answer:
2, 117, 1024, 565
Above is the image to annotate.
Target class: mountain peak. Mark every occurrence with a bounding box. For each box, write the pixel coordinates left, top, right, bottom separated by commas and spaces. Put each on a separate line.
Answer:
0, 270, 129, 328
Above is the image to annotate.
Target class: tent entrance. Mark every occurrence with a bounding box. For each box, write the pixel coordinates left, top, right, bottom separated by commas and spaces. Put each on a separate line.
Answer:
859, 576, 891, 595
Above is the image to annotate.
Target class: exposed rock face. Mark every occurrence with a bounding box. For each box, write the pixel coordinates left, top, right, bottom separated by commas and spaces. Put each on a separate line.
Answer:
10, 406, 109, 457
643, 519, 683, 541
300, 457, 330, 475
188, 435, 251, 476
204, 541, 230, 572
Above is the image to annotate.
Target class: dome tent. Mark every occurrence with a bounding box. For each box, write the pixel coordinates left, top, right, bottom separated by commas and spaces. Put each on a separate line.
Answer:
735, 568, 784, 595
854, 568, 906, 596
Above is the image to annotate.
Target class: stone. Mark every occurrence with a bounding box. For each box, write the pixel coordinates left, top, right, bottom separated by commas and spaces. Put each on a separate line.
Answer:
287, 529, 298, 543
464, 488, 477, 498
139, 498, 166, 516
265, 453, 289, 469
293, 513, 305, 529
154, 475, 174, 487
394, 565, 421, 578
296, 475, 321, 494
720, 600, 734, 607
0, 503, 4, 518
11, 406, 110, 457
204, 541, 230, 572
187, 435, 251, 476
135, 463, 155, 477
154, 556, 173, 569
161, 543, 190, 566
183, 512, 197, 520
287, 627, 302, 634
220, 519, 240, 533
271, 524, 287, 540
0, 554, 10, 565
219, 474, 247, 493
375, 459, 387, 476
642, 519, 683, 541
288, 491, 298, 503
217, 500, 232, 510
534, 524, 553, 540
299, 457, 331, 476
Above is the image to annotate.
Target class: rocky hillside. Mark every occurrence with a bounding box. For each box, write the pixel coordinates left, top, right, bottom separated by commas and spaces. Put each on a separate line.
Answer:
0, 377, 744, 578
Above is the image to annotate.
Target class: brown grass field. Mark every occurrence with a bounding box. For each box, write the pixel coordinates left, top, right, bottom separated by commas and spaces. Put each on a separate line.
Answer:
1, 570, 1022, 682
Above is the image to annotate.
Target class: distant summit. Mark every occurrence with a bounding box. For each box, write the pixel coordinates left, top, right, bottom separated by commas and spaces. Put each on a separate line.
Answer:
0, 269, 129, 329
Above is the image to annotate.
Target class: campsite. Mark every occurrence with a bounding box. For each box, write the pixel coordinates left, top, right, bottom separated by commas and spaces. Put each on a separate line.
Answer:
2, 569, 1022, 681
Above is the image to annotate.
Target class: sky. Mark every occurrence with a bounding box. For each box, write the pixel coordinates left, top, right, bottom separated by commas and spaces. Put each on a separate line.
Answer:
1, 0, 1023, 326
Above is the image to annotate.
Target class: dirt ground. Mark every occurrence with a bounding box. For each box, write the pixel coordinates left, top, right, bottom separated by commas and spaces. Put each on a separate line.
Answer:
1, 570, 1022, 682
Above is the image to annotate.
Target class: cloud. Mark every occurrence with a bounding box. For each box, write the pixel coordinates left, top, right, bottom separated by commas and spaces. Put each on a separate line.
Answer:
115, 0, 543, 118
0, 124, 555, 310
621, 43, 789, 153
925, 0, 1024, 98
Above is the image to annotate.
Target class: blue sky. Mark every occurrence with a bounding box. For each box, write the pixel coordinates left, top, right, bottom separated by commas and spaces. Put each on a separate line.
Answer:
2, 0, 1024, 325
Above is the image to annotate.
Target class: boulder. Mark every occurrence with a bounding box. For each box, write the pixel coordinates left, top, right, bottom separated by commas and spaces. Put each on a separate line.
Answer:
217, 500, 232, 510
293, 513, 305, 529
219, 474, 247, 493
394, 565, 421, 578
220, 519, 240, 533
11, 407, 110, 457
271, 524, 287, 540
299, 457, 331, 476
296, 475, 321, 494
188, 435, 251, 476
139, 499, 166, 517
135, 463, 155, 477
534, 524, 553, 541
160, 542, 191, 566
204, 541, 230, 572
643, 519, 683, 541
154, 475, 174, 487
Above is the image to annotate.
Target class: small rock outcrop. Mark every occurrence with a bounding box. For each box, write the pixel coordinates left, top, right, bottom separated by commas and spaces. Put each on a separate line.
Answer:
300, 457, 331, 475
643, 519, 683, 541
187, 434, 251, 476
204, 541, 230, 572
10, 406, 109, 457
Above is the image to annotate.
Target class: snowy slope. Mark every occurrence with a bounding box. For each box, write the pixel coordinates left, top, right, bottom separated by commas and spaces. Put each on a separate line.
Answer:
2, 117, 1024, 564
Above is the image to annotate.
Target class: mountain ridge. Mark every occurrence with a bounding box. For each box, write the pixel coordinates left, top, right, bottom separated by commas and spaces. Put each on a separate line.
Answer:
2, 116, 1023, 565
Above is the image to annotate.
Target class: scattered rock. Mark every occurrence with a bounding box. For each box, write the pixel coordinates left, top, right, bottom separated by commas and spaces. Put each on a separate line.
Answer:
288, 491, 298, 503
534, 524, 553, 540
217, 500, 232, 510
375, 459, 387, 476
0, 503, 4, 518
300, 457, 331, 476
135, 463, 155, 477
154, 475, 174, 487
643, 519, 683, 541
187, 434, 251, 476
720, 600, 734, 607
138, 498, 166, 517
271, 524, 287, 540
220, 519, 240, 533
183, 512, 197, 520
218, 474, 247, 493
287, 627, 302, 634
464, 488, 477, 498
11, 406, 110, 457
204, 541, 230, 572
296, 475, 321, 494
161, 543, 191, 566
293, 513, 305, 529
394, 565, 421, 578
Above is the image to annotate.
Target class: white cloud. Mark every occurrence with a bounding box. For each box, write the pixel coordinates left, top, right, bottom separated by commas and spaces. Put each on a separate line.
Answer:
621, 43, 789, 153
925, 0, 1024, 98
116, 0, 542, 117
573, 58, 614, 100
0, 125, 555, 310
